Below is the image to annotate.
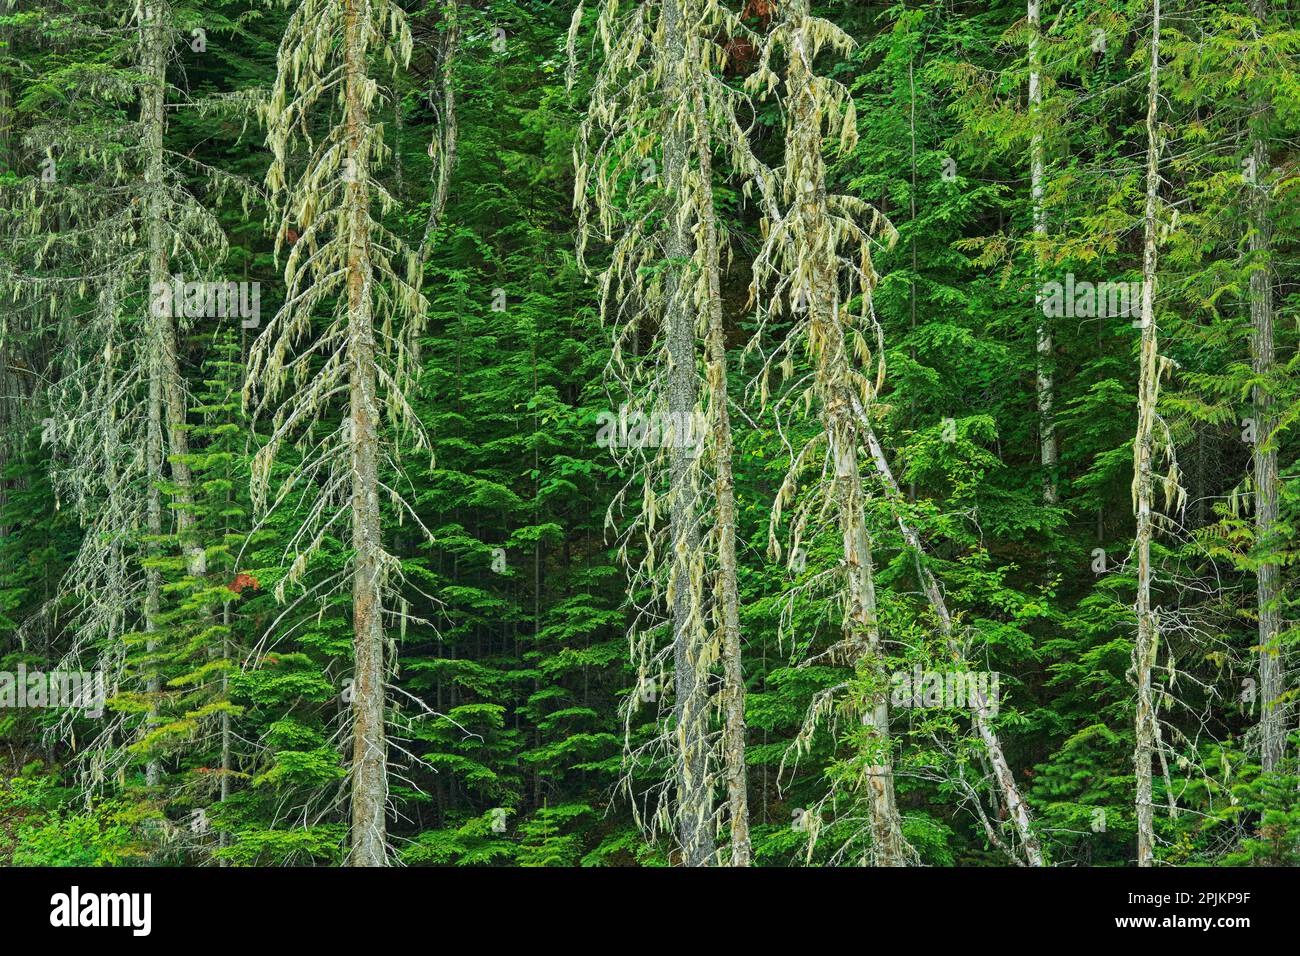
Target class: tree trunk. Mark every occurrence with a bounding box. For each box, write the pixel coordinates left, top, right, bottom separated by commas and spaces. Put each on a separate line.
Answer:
144, 367, 163, 791
858, 420, 1045, 865
786, 12, 906, 865
1248, 0, 1284, 774
140, 3, 195, 542
827, 400, 907, 865
0, 16, 11, 555
140, 1, 172, 791
1133, 0, 1162, 867
1028, 0, 1057, 506
661, 0, 715, 867
343, 0, 388, 867
694, 90, 750, 866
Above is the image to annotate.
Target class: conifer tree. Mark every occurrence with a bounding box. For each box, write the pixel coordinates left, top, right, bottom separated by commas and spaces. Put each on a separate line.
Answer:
251, 0, 432, 865
570, 0, 757, 865
746, 0, 908, 865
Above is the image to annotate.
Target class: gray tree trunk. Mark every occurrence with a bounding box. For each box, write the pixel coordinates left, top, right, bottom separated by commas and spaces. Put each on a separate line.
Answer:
343, 0, 388, 867
1134, 0, 1162, 867
141, 1, 171, 791
785, 14, 906, 864
1248, 0, 1284, 774
1028, 0, 1057, 506
662, 0, 715, 867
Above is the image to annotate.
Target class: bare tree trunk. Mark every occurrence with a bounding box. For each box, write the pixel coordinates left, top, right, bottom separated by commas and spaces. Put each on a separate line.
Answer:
1133, 0, 1162, 867
1248, 0, 1284, 774
343, 0, 387, 867
661, 0, 715, 867
694, 91, 750, 866
420, 0, 459, 255
1028, 0, 1057, 506
140, 2, 172, 791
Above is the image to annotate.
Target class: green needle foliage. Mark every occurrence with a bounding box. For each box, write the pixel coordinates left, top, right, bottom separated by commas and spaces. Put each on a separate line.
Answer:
1, 0, 1298, 868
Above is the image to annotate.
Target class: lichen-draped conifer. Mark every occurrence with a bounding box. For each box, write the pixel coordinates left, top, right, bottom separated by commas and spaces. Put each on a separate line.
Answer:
569, 0, 758, 865
250, 0, 435, 866
744, 0, 910, 866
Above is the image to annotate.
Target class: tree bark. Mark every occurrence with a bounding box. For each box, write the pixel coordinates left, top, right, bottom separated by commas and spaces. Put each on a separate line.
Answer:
1028, 0, 1057, 506
1133, 0, 1162, 867
660, 0, 722, 868
661, 0, 715, 867
140, 3, 195, 542
343, 0, 388, 867
1247, 0, 1284, 774
694, 90, 750, 866
827, 401, 907, 865
140, 1, 172, 791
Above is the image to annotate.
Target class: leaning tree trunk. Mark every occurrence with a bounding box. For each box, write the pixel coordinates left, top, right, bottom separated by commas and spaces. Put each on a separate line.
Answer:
1028, 0, 1057, 506
1248, 0, 1284, 774
694, 89, 750, 866
1133, 0, 1162, 867
856, 419, 1044, 865
343, 0, 388, 867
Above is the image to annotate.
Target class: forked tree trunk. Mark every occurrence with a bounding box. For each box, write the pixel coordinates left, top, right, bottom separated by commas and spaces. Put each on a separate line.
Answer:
857, 420, 1044, 865
343, 0, 388, 867
785, 13, 906, 865
1133, 0, 1162, 867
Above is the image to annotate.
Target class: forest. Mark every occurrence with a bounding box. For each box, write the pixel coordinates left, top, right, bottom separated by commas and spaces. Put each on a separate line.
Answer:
0, 0, 1297, 870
